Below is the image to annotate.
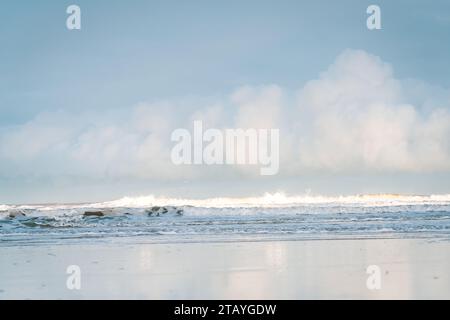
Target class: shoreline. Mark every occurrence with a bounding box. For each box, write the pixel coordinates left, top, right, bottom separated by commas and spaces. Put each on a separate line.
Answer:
2, 232, 449, 248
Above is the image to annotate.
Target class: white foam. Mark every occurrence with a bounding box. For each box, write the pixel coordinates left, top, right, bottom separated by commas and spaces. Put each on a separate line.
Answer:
2, 193, 450, 214
93, 192, 450, 209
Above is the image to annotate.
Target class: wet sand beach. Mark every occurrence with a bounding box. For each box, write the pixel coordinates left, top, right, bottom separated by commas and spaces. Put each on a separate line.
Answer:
1, 238, 449, 299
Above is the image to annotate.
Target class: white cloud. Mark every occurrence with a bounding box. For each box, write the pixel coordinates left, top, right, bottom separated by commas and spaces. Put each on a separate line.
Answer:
0, 49, 449, 181
295, 49, 450, 172
232, 84, 283, 129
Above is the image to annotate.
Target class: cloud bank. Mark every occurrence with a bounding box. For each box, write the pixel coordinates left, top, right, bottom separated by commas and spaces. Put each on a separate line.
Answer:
1, 49, 449, 182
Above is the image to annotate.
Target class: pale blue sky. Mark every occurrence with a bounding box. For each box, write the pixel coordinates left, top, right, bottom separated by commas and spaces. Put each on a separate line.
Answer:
1, 0, 450, 124
1, 0, 450, 203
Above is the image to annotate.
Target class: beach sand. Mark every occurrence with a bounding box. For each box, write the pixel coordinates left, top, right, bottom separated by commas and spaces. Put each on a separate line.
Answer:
0, 238, 449, 299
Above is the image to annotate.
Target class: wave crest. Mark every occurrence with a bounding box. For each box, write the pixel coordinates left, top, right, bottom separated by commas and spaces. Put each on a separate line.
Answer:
94, 192, 450, 208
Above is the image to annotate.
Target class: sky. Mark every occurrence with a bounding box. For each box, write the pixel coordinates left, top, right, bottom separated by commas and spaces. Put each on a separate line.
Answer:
0, 0, 450, 203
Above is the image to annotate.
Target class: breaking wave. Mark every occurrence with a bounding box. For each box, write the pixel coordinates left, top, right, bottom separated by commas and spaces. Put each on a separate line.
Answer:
1, 193, 450, 245
95, 192, 450, 208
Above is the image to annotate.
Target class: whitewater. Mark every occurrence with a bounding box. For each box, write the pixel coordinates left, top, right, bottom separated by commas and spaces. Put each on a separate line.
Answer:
1, 193, 450, 245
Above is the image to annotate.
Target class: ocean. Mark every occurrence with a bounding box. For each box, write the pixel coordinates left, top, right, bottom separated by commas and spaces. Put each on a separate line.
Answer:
1, 193, 450, 245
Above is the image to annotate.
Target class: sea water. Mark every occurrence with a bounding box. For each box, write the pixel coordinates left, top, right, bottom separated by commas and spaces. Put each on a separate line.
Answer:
1, 193, 450, 245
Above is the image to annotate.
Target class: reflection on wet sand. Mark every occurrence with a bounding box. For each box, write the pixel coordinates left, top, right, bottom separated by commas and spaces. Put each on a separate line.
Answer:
0, 238, 449, 299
